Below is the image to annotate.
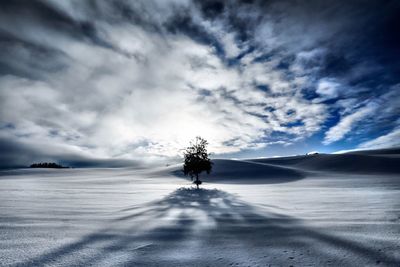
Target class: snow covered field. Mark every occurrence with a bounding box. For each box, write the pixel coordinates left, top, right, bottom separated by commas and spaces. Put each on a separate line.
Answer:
1, 151, 400, 266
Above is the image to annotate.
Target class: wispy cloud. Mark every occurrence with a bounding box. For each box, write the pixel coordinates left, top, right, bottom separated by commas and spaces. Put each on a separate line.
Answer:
358, 127, 400, 150
0, 0, 399, 166
323, 103, 378, 145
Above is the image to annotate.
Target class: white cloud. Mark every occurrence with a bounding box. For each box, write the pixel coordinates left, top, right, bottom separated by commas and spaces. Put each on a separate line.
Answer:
357, 127, 400, 149
4, 0, 373, 162
323, 103, 378, 145
0, 17, 328, 160
316, 78, 341, 100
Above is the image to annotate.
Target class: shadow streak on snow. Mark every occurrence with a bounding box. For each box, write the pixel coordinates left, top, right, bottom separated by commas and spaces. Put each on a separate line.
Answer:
13, 188, 399, 266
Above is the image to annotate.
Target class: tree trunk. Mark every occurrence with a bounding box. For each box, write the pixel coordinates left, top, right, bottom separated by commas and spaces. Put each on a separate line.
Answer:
196, 173, 199, 189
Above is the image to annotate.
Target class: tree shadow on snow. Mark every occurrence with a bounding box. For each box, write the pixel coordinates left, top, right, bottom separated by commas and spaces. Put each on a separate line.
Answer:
14, 188, 399, 266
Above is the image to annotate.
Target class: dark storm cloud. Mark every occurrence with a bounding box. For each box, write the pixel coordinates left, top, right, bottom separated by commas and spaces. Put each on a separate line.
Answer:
0, 137, 143, 169
0, 0, 95, 43
0, 0, 399, 167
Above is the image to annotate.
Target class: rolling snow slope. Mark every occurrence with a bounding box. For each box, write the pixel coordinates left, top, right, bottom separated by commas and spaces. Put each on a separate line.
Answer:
0, 149, 399, 266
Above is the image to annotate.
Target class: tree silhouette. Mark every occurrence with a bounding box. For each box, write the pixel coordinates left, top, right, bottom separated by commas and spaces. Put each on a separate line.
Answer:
30, 162, 67, 168
183, 137, 212, 189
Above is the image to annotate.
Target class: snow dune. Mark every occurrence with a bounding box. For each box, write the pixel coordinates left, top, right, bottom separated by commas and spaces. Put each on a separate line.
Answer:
0, 148, 399, 266
171, 159, 305, 184
248, 148, 400, 174
168, 148, 400, 185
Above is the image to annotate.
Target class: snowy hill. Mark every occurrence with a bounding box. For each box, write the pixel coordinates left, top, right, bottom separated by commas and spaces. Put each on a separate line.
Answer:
0, 148, 399, 266
248, 148, 400, 174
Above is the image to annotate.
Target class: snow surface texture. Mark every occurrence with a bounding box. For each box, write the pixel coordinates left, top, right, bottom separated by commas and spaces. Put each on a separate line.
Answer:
1, 149, 400, 266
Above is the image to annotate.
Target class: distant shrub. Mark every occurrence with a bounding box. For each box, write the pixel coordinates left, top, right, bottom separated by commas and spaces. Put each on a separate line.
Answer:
30, 162, 68, 168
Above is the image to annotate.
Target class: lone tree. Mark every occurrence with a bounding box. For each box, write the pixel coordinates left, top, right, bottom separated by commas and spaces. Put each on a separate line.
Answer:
183, 137, 212, 189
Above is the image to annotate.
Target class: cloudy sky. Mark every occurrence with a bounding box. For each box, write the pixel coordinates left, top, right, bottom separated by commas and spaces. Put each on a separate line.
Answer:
1, 0, 399, 167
